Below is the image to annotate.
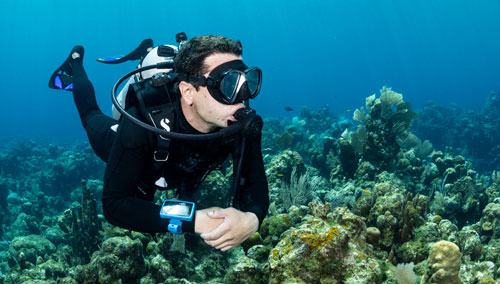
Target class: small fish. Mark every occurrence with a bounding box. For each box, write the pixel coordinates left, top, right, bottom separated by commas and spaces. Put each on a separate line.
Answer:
346, 109, 351, 112
277, 173, 284, 177
284, 106, 294, 111
362, 190, 371, 195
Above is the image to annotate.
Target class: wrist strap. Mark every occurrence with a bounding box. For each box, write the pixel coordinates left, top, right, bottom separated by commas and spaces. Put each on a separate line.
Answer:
168, 219, 183, 234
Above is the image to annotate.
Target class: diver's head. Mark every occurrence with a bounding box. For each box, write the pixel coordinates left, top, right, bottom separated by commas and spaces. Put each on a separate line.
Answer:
178, 53, 245, 131
175, 36, 262, 106
175, 36, 262, 131
174, 35, 243, 78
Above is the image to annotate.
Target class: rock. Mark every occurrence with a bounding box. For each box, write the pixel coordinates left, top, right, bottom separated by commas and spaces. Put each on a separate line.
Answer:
75, 236, 146, 283
224, 255, 269, 284
269, 207, 382, 283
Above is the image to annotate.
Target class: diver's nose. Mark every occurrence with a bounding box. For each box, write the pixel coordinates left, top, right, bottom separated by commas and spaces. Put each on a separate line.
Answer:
236, 81, 251, 102
235, 75, 247, 94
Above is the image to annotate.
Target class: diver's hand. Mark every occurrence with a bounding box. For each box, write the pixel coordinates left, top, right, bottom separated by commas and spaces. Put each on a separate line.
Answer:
194, 208, 225, 234
200, 207, 259, 252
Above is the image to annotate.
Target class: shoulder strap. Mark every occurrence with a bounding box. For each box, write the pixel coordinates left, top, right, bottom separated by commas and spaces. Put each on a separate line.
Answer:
129, 78, 178, 162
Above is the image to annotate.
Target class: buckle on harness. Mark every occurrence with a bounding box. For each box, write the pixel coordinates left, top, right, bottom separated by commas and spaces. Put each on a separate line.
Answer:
154, 151, 169, 162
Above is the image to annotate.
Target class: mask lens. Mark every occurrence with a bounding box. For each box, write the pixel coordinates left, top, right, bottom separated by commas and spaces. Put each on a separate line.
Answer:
246, 69, 261, 98
221, 72, 240, 101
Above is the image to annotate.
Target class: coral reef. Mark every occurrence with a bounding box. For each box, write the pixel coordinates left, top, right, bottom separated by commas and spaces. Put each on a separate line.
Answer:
430, 175, 488, 228
1, 87, 500, 283
277, 166, 320, 211
224, 255, 269, 283
274, 132, 293, 150
74, 236, 146, 283
57, 180, 103, 265
338, 87, 419, 179
412, 92, 500, 174
269, 204, 383, 284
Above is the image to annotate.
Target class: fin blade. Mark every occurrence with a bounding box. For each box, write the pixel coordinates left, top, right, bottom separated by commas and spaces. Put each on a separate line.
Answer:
96, 55, 126, 64
64, 83, 74, 90
96, 38, 154, 64
54, 76, 63, 89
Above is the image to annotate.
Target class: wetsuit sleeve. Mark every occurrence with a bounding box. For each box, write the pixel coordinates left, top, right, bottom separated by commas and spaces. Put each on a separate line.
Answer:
237, 131, 269, 229
101, 108, 195, 233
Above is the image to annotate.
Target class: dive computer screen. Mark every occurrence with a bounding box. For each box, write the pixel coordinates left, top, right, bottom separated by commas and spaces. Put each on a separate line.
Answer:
160, 201, 194, 218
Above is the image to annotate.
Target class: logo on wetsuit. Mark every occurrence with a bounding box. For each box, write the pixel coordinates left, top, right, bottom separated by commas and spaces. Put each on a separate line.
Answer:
160, 118, 170, 132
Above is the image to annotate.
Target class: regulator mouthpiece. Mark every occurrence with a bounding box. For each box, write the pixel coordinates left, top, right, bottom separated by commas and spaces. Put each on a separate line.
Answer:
233, 108, 263, 138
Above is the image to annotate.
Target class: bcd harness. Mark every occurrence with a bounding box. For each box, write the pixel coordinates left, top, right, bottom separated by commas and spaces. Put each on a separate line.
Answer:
122, 75, 243, 205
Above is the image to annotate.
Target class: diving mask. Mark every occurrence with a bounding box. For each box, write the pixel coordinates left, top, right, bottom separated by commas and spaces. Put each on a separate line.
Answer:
178, 60, 262, 105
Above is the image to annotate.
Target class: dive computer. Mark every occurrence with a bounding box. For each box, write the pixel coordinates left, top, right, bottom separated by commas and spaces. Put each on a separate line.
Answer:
159, 200, 195, 234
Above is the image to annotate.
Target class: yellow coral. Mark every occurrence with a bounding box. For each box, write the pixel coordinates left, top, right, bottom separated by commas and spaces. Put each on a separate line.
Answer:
357, 252, 366, 260
478, 276, 496, 284
433, 215, 443, 223
298, 226, 340, 251
272, 248, 279, 260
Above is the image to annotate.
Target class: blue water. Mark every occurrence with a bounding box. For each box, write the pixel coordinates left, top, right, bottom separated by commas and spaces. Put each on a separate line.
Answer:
1, 0, 499, 144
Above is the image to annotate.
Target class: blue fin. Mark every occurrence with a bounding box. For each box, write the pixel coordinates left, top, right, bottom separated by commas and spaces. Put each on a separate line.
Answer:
48, 46, 84, 91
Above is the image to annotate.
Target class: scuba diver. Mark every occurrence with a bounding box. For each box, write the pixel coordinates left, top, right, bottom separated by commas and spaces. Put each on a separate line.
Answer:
48, 34, 269, 251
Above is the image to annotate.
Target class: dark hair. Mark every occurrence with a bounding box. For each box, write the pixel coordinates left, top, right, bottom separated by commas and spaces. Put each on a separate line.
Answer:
174, 35, 243, 76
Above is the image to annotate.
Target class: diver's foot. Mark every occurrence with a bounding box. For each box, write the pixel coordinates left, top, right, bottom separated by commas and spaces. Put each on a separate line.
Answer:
48, 45, 85, 91
70, 45, 84, 64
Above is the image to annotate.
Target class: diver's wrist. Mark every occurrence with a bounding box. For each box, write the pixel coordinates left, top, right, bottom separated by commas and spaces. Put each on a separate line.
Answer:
194, 210, 202, 234
245, 212, 259, 233
181, 210, 196, 233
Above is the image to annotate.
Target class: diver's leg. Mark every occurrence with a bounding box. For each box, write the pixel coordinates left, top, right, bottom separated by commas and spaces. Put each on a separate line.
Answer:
67, 47, 117, 162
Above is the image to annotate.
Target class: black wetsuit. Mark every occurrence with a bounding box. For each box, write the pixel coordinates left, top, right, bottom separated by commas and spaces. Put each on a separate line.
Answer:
71, 60, 269, 234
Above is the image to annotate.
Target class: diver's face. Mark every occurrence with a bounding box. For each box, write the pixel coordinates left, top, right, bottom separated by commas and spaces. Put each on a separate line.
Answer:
191, 53, 245, 129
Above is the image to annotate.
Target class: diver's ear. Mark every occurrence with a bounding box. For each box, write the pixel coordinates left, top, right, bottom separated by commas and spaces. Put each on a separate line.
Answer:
179, 81, 194, 105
